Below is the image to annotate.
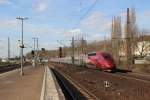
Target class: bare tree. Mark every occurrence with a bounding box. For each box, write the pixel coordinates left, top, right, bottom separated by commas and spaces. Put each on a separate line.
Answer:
125, 7, 139, 69
111, 16, 122, 66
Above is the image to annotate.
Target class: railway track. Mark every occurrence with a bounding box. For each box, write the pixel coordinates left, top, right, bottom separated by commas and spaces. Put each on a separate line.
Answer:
0, 63, 30, 74
51, 68, 100, 100
51, 62, 150, 83
86, 64, 150, 83
115, 72, 150, 83
51, 62, 150, 100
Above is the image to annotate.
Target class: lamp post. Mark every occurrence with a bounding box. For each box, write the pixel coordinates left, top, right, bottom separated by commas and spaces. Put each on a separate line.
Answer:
16, 17, 28, 76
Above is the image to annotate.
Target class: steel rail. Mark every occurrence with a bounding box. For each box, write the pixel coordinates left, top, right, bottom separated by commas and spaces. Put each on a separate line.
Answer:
51, 68, 100, 100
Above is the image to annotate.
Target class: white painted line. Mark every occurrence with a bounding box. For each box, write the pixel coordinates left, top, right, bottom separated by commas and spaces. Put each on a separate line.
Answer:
40, 66, 46, 100
40, 66, 61, 100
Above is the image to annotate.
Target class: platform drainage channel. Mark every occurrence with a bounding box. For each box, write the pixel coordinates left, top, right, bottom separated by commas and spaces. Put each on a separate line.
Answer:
51, 69, 87, 100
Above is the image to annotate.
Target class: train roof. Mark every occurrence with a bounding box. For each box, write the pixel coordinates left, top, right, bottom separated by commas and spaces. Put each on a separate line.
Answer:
88, 51, 112, 56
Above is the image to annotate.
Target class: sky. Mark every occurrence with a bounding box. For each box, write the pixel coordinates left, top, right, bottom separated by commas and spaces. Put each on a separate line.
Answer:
0, 0, 150, 58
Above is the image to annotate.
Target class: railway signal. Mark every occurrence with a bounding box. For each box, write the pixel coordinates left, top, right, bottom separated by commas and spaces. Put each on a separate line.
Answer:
41, 48, 45, 52
31, 50, 35, 57
59, 47, 63, 58
71, 37, 76, 66
57, 38, 76, 65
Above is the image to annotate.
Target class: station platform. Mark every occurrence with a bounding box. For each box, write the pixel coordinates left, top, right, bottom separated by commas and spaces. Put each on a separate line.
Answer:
41, 66, 65, 100
0, 64, 63, 100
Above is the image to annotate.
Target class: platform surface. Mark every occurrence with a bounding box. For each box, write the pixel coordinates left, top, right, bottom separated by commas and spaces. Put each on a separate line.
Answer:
0, 65, 44, 100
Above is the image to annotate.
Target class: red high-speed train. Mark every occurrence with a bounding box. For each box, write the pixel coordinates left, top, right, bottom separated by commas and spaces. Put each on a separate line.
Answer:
88, 51, 116, 72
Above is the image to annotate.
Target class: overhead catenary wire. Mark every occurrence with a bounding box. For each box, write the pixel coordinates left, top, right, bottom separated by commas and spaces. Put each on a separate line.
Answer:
18, 40, 33, 49
8, 37, 34, 49
63, 0, 99, 40
57, 0, 100, 60
73, 0, 99, 29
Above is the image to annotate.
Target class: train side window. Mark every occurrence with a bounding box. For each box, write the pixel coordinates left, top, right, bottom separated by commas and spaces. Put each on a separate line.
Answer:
88, 52, 96, 56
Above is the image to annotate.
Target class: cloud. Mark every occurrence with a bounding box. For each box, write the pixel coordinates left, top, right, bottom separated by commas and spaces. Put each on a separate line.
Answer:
37, 2, 47, 12
81, 11, 103, 27
0, 0, 10, 4
0, 18, 66, 35
0, 19, 19, 29
80, 11, 111, 39
62, 11, 111, 41
0, 19, 67, 57
41, 42, 58, 50
143, 11, 150, 17
65, 29, 83, 37
24, 23, 66, 36
34, 0, 49, 13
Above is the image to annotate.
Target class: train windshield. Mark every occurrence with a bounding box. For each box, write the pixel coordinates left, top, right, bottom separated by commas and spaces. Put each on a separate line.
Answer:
102, 53, 112, 59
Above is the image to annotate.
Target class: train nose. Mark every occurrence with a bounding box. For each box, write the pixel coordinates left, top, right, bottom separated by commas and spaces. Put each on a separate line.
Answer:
105, 61, 115, 68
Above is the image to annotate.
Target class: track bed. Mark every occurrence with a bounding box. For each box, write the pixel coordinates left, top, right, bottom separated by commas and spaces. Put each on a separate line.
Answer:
0, 63, 31, 74
51, 62, 150, 100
